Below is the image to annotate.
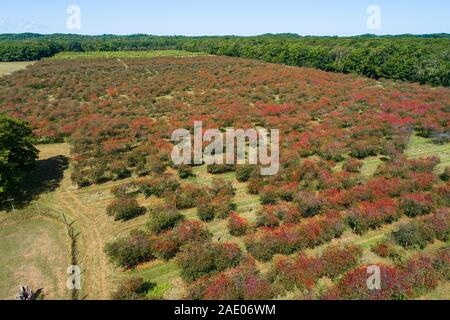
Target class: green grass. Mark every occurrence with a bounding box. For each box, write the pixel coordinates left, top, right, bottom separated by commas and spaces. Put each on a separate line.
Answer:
119, 260, 181, 299
50, 50, 207, 60
0, 216, 70, 300
406, 133, 450, 173
0, 62, 35, 76
360, 156, 384, 178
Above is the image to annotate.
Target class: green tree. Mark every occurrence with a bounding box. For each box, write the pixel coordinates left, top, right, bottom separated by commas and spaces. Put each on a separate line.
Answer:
0, 116, 38, 199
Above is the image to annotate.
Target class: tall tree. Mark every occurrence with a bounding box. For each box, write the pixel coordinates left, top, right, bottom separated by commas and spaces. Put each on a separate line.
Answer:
0, 115, 38, 199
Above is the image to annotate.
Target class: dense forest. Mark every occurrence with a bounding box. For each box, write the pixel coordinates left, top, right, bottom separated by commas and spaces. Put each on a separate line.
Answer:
0, 33, 449, 86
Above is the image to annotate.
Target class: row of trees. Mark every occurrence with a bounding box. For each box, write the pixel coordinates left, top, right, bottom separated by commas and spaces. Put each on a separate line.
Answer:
0, 33, 449, 86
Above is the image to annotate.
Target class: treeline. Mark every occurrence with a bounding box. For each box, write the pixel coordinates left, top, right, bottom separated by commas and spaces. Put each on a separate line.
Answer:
0, 33, 449, 86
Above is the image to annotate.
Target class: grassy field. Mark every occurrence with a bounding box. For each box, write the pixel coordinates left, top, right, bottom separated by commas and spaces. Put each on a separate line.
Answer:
49, 50, 206, 60
0, 144, 72, 300
0, 62, 35, 76
0, 216, 70, 300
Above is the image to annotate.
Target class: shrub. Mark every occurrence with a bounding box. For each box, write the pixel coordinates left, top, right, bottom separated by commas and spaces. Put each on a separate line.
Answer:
196, 197, 216, 222
235, 165, 257, 182
247, 213, 344, 261
189, 258, 273, 300
150, 230, 180, 260
245, 225, 301, 262
148, 154, 167, 174
294, 191, 323, 217
210, 178, 236, 197
371, 240, 402, 261
110, 183, 134, 198
323, 265, 407, 300
175, 184, 205, 209
422, 209, 449, 242
176, 220, 211, 243
392, 222, 431, 249
407, 172, 435, 191
176, 164, 194, 179
400, 193, 434, 217
320, 245, 363, 279
257, 202, 301, 226
197, 194, 236, 221
325, 250, 449, 300
177, 243, 216, 282
107, 197, 146, 221
401, 254, 442, 296
259, 186, 279, 205
247, 177, 263, 195
136, 174, 180, 198
343, 158, 363, 173
433, 183, 450, 207
147, 202, 183, 234
297, 212, 345, 249
207, 164, 235, 174
228, 213, 249, 236
441, 166, 450, 181
270, 254, 324, 291
277, 202, 303, 224
105, 230, 153, 269
212, 242, 243, 271
277, 182, 299, 201
349, 140, 379, 159
347, 198, 399, 235
111, 277, 155, 300
256, 208, 281, 228
176, 242, 242, 283
110, 161, 132, 180
407, 157, 440, 173
393, 209, 449, 249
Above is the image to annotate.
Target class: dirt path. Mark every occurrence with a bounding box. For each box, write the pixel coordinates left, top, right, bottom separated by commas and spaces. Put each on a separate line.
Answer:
56, 191, 111, 299
37, 143, 113, 300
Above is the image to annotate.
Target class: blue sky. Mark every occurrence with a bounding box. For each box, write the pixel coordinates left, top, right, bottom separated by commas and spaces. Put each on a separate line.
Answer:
1, 0, 449, 36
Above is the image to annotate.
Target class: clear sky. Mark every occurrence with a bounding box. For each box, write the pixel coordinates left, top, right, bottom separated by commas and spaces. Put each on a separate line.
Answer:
1, 0, 449, 36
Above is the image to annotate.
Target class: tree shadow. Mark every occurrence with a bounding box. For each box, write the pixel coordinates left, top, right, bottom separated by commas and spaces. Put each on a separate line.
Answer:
2, 155, 69, 210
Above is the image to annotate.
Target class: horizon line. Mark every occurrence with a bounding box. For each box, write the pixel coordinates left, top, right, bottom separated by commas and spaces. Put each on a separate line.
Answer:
1, 32, 449, 38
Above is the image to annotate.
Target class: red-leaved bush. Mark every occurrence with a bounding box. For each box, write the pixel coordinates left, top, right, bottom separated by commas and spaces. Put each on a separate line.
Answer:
320, 245, 363, 279
347, 198, 399, 235
228, 213, 249, 237
270, 254, 324, 291
187, 257, 274, 300
176, 241, 243, 282
246, 212, 344, 261
400, 192, 434, 217
324, 249, 449, 300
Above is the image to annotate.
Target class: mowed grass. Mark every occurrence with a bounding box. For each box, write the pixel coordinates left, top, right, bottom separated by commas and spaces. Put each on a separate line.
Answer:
406, 133, 450, 173
0, 62, 35, 76
0, 143, 72, 300
50, 50, 206, 60
0, 215, 70, 300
